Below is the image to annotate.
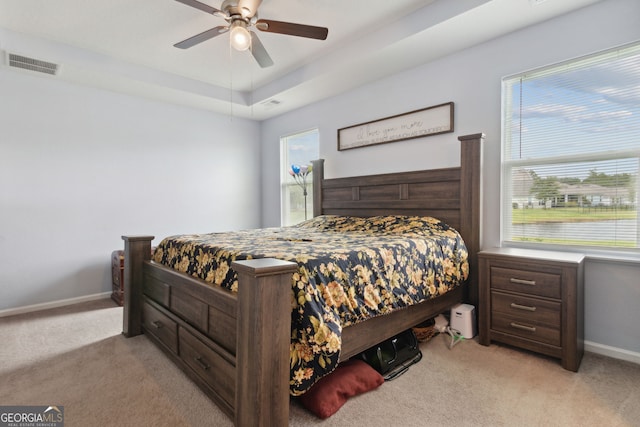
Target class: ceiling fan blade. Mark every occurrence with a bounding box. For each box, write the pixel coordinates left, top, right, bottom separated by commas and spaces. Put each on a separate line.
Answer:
174, 26, 228, 49
174, 0, 227, 19
250, 32, 274, 68
255, 19, 328, 40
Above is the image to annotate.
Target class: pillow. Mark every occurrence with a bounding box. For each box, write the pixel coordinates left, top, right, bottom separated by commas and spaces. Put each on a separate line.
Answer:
299, 359, 384, 419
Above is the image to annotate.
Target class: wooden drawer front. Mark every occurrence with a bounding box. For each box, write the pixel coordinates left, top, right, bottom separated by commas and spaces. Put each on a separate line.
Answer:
492, 312, 560, 347
491, 291, 561, 327
142, 301, 178, 353
171, 287, 209, 332
144, 275, 170, 307
208, 310, 236, 356
491, 266, 561, 299
179, 327, 235, 407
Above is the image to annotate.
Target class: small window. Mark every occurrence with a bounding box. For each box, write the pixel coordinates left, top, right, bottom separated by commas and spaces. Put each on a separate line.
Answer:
501, 42, 640, 253
281, 129, 319, 226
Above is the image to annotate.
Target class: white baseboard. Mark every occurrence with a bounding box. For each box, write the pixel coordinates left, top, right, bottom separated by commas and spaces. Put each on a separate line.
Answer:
585, 340, 640, 365
0, 292, 113, 318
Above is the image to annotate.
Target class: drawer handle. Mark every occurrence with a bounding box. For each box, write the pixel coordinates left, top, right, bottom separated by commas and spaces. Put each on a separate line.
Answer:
152, 321, 163, 329
510, 322, 536, 333
510, 302, 537, 312
510, 278, 536, 286
194, 356, 210, 371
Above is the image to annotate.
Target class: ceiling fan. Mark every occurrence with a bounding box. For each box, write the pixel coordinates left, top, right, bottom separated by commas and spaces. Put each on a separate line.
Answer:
173, 0, 329, 68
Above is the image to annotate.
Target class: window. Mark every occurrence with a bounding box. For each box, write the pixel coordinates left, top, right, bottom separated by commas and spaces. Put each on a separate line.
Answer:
502, 42, 640, 253
281, 129, 319, 226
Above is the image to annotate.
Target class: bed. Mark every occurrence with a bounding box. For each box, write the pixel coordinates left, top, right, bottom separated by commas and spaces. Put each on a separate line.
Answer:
121, 133, 483, 426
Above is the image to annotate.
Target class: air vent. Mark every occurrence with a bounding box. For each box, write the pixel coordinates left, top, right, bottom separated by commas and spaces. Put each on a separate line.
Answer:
260, 99, 282, 108
7, 53, 59, 75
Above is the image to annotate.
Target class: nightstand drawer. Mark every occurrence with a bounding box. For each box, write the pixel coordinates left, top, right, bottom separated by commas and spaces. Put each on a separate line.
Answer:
491, 266, 561, 299
491, 291, 561, 327
492, 312, 560, 347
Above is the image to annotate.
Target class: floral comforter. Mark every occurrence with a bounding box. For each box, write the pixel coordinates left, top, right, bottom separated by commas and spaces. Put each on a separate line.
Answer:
152, 215, 468, 395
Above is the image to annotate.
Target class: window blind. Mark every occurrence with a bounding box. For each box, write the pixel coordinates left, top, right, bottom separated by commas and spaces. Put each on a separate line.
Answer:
502, 42, 640, 252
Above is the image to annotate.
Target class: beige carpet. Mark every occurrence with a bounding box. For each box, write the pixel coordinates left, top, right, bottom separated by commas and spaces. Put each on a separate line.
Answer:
1, 298, 638, 427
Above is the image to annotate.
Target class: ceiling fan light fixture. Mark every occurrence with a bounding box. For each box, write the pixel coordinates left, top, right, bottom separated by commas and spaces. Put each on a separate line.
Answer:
173, 0, 329, 68
230, 21, 251, 51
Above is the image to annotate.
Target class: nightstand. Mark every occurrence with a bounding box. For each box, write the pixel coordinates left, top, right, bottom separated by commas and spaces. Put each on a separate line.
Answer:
111, 250, 125, 306
478, 247, 585, 371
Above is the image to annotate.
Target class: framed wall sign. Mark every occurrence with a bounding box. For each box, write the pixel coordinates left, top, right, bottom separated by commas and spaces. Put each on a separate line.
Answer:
337, 102, 454, 151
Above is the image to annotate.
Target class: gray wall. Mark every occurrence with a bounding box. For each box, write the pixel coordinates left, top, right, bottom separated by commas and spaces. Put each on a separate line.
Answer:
0, 70, 262, 311
260, 0, 640, 358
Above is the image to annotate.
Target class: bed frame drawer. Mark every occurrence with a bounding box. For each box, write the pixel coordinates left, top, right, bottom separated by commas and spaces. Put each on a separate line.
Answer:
144, 277, 170, 307
208, 309, 236, 356
142, 300, 178, 354
171, 287, 208, 332
178, 327, 235, 408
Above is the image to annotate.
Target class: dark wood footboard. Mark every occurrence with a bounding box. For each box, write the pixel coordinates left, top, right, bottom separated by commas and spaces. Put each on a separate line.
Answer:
123, 244, 464, 426
122, 236, 297, 426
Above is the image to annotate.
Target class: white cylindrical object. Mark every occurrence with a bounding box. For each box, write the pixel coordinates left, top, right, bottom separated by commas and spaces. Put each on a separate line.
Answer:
450, 303, 477, 339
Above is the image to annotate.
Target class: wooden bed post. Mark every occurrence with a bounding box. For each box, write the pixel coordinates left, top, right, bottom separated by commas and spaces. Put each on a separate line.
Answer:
312, 158, 324, 218
121, 235, 154, 338
458, 133, 484, 309
231, 258, 298, 427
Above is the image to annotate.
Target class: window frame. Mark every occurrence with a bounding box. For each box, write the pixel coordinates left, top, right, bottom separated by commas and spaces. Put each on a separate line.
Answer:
500, 42, 640, 258
280, 128, 319, 226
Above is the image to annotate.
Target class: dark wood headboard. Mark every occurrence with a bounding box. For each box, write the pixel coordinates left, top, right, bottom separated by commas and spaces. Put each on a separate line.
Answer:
311, 133, 483, 307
